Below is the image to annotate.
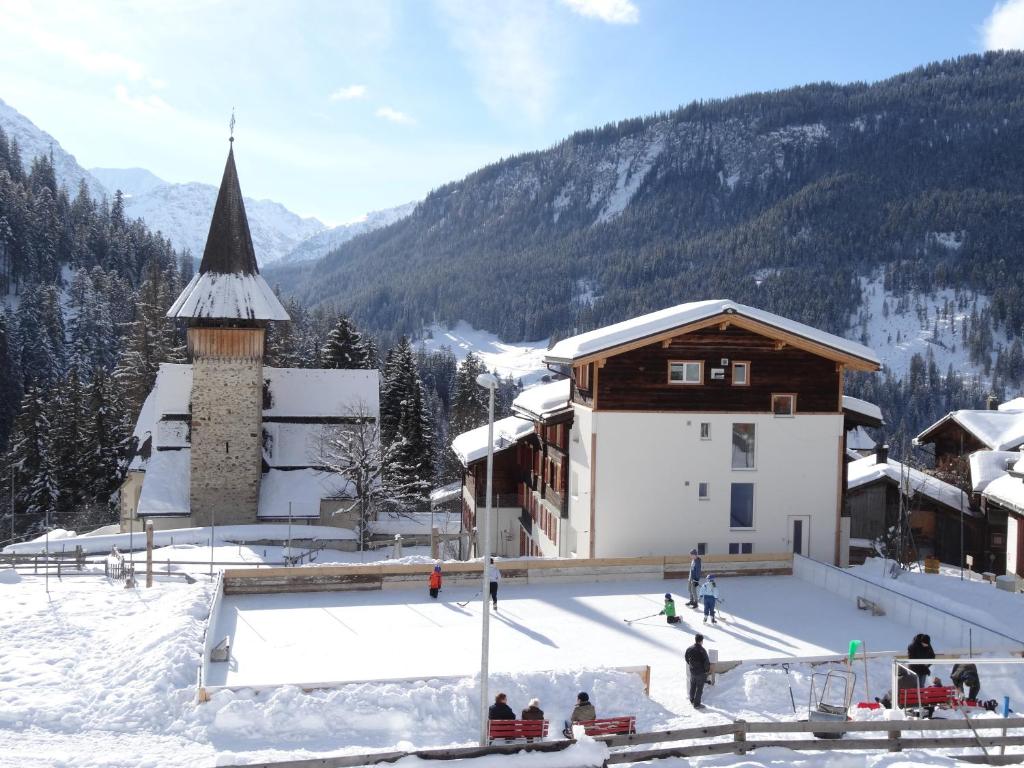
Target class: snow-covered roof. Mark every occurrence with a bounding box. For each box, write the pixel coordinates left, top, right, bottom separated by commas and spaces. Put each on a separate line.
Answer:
969, 450, 1021, 493
917, 410, 1024, 452
847, 453, 974, 514
430, 481, 461, 506
137, 449, 191, 516
258, 468, 351, 519
983, 473, 1024, 515
545, 299, 879, 367
843, 395, 884, 424
263, 422, 327, 467
167, 271, 289, 321
155, 363, 192, 415
128, 389, 157, 471
511, 379, 571, 421
451, 416, 534, 466
846, 426, 876, 451
369, 513, 460, 535
998, 397, 1024, 412
263, 368, 379, 418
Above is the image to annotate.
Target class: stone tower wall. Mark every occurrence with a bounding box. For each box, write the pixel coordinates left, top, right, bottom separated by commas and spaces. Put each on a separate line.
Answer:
189, 328, 264, 527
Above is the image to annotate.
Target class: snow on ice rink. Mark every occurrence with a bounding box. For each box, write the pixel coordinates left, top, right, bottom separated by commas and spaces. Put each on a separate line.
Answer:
208, 575, 936, 695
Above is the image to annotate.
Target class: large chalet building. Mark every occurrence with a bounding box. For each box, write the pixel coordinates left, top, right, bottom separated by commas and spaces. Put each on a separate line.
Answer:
119, 141, 379, 531
454, 301, 880, 565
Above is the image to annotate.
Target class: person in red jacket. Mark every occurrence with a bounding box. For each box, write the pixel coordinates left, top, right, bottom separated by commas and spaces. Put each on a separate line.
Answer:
428, 562, 442, 598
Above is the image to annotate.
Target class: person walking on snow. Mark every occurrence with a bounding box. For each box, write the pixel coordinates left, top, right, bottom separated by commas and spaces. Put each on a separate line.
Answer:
698, 575, 720, 624
428, 562, 442, 599
685, 633, 711, 709
687, 549, 702, 608
487, 557, 501, 610
660, 593, 681, 624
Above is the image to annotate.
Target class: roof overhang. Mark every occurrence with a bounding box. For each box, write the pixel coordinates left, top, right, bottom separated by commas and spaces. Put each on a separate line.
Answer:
545, 308, 879, 372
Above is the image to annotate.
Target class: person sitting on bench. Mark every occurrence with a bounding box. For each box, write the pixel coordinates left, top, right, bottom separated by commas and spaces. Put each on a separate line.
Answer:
563, 692, 596, 737
521, 698, 544, 720
488, 693, 516, 720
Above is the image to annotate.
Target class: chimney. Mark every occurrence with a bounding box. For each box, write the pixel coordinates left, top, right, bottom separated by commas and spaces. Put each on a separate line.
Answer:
987, 394, 999, 410
877, 444, 889, 465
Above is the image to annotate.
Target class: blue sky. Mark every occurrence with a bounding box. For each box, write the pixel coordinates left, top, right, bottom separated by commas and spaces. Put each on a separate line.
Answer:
0, 0, 1022, 224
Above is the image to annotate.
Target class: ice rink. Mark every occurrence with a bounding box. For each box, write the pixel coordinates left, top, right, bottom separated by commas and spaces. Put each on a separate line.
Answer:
207, 574, 943, 694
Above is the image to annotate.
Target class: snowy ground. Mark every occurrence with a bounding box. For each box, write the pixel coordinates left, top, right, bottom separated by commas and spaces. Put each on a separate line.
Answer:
417, 322, 550, 387
3, 562, 1024, 767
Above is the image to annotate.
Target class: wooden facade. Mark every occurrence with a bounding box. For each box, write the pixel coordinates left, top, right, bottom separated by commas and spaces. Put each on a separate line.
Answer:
187, 327, 265, 361
572, 326, 842, 413
516, 415, 571, 557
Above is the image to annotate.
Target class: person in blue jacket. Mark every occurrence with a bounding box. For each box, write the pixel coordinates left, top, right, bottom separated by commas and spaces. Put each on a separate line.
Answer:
698, 574, 720, 624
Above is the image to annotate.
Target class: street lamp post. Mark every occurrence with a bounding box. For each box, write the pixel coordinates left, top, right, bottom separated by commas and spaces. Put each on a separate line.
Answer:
475, 372, 498, 747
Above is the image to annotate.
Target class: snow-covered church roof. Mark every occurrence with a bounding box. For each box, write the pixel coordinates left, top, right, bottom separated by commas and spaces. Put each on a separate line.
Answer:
131, 363, 378, 518
545, 299, 879, 368
167, 144, 288, 322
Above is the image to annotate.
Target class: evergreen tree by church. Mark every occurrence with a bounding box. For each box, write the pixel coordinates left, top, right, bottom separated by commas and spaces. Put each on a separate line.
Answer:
321, 313, 372, 369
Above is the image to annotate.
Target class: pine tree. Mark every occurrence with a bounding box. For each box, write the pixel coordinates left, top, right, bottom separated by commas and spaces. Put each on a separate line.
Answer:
0, 311, 19, 449
10, 387, 57, 534
448, 353, 489, 438
321, 313, 371, 369
50, 365, 86, 518
379, 336, 434, 508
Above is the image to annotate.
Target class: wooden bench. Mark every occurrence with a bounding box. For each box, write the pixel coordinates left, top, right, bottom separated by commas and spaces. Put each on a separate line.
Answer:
898, 686, 957, 708
576, 716, 637, 736
488, 719, 549, 743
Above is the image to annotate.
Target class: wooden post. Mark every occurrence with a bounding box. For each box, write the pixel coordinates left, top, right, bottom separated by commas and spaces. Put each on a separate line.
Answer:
733, 720, 747, 755
145, 520, 154, 588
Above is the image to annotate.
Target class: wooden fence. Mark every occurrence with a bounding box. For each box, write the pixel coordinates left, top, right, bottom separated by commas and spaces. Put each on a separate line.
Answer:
218, 716, 1024, 768
221, 552, 793, 596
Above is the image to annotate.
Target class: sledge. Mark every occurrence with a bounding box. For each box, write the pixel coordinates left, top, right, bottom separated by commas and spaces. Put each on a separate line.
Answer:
807, 669, 855, 739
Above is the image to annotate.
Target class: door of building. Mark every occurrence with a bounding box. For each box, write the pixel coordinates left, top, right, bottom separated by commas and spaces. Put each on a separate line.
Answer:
788, 515, 811, 556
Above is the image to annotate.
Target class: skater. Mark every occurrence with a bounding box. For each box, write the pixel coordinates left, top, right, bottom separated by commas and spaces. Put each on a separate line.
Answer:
563, 692, 596, 736
428, 562, 442, 599
698, 574, 719, 624
487, 557, 501, 610
488, 692, 516, 720
521, 698, 544, 720
951, 662, 981, 701
685, 633, 711, 709
687, 549, 702, 608
907, 633, 935, 688
660, 593, 681, 624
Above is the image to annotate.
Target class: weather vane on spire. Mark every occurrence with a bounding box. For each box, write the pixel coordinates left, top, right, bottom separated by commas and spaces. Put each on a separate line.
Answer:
229, 108, 236, 143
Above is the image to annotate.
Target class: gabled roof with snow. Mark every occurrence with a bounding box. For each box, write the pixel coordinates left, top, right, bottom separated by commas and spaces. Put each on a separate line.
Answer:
264, 368, 379, 418
137, 449, 191, 516
916, 410, 1024, 452
998, 397, 1024, 412
166, 145, 288, 321
430, 481, 461, 507
847, 453, 974, 515
983, 473, 1024, 516
843, 395, 884, 424
545, 299, 879, 368
127, 389, 157, 472
846, 426, 876, 452
258, 468, 351, 519
512, 379, 571, 421
969, 450, 1021, 493
451, 416, 534, 467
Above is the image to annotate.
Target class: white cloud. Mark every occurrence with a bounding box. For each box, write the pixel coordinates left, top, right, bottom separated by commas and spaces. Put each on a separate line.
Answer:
114, 84, 172, 115
375, 106, 415, 125
436, 0, 561, 124
559, 0, 638, 24
329, 84, 368, 101
983, 0, 1024, 50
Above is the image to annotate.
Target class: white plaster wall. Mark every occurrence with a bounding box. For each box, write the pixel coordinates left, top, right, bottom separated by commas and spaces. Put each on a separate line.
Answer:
567, 405, 594, 557
1008, 514, 1019, 577
590, 412, 843, 561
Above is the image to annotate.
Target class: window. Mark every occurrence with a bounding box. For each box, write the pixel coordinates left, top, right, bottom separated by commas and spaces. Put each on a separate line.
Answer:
576, 364, 591, 390
730, 483, 754, 528
700, 422, 711, 440
698, 481, 710, 500
772, 393, 796, 416
697, 542, 707, 555
731, 423, 756, 469
732, 361, 750, 386
728, 542, 753, 554
668, 360, 703, 385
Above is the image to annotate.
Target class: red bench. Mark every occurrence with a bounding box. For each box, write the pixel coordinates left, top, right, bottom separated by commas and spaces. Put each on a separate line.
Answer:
898, 686, 957, 708
576, 716, 637, 736
488, 719, 549, 743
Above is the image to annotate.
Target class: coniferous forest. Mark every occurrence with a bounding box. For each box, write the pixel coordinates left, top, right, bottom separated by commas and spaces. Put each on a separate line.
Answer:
4, 52, 1024, 540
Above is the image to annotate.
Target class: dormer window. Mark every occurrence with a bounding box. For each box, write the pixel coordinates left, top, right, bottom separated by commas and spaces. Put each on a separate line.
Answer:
668, 360, 703, 385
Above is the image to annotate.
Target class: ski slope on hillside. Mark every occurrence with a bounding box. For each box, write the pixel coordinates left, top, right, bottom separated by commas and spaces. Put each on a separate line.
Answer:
418, 322, 551, 386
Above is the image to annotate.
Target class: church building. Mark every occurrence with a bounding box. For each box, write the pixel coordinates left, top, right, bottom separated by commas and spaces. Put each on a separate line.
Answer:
118, 141, 379, 531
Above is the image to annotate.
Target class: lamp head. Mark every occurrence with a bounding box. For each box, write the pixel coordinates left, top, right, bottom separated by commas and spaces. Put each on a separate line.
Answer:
476, 373, 499, 389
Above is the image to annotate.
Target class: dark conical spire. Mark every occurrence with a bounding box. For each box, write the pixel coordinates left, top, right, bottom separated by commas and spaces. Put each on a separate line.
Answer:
199, 145, 259, 275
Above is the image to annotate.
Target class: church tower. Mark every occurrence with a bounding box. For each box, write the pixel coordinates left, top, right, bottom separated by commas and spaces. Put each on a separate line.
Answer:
167, 140, 289, 526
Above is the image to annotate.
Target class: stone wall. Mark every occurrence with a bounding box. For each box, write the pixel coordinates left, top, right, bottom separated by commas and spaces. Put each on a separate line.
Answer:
190, 350, 264, 526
